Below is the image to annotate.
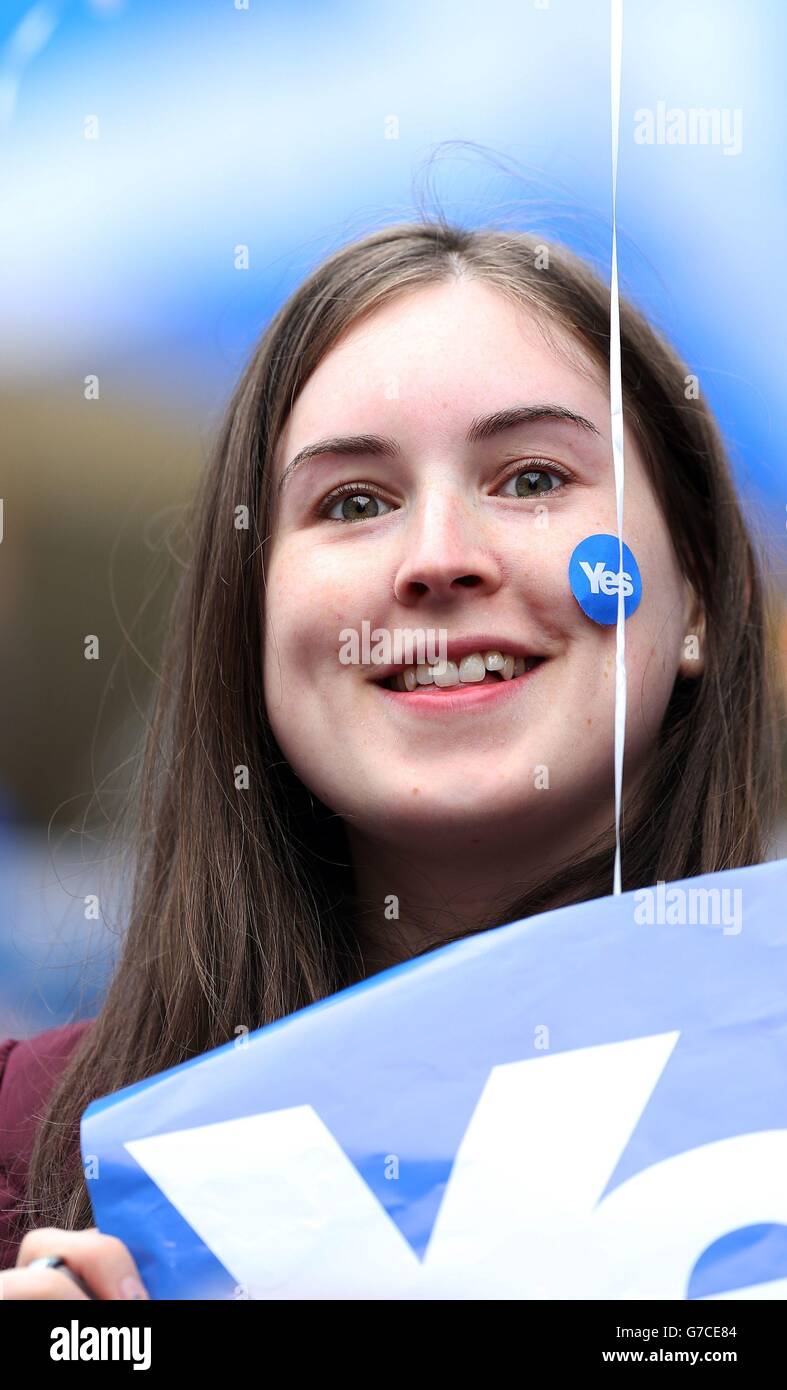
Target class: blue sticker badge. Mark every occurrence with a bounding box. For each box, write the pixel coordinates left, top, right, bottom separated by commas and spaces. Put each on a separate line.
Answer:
568, 533, 642, 625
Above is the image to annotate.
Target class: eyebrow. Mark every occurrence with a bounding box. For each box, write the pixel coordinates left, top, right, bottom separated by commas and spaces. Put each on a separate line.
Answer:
277, 403, 602, 492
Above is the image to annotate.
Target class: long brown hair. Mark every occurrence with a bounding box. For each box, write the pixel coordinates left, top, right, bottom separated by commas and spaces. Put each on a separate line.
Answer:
22, 218, 782, 1239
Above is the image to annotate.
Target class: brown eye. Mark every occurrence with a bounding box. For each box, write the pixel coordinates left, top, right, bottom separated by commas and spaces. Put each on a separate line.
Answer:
324, 490, 394, 522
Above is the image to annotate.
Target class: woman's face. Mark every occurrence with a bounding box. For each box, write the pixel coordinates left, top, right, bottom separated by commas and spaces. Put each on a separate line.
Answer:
262, 279, 696, 861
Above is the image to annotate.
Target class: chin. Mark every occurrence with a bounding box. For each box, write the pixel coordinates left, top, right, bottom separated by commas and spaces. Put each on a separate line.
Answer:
343, 779, 540, 838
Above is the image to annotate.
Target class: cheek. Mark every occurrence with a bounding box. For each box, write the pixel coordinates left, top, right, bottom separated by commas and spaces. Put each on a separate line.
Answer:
262, 549, 306, 717
620, 527, 687, 735
629, 610, 685, 735
261, 540, 383, 711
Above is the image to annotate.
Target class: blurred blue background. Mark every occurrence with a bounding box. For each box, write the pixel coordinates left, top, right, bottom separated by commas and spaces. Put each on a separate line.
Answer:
1, 0, 785, 1036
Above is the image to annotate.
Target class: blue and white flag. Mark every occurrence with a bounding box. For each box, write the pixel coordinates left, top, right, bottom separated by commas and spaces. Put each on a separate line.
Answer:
82, 858, 787, 1300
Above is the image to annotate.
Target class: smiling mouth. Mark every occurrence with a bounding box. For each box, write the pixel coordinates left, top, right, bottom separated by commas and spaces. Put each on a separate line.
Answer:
379, 652, 545, 693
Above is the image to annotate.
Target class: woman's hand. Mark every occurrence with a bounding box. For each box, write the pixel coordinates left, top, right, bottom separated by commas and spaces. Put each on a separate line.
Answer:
1, 1226, 150, 1300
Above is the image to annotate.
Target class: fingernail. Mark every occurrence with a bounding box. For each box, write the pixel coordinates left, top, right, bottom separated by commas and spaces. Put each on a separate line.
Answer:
119, 1274, 148, 1300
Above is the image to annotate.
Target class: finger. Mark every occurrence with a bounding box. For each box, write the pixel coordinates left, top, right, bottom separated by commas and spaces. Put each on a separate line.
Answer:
1, 1266, 91, 1301
16, 1228, 149, 1300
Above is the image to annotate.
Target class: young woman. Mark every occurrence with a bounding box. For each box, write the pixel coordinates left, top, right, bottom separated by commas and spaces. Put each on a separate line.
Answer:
1, 220, 780, 1299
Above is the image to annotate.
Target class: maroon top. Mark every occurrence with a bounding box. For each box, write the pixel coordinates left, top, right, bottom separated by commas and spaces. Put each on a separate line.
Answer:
0, 1019, 94, 1269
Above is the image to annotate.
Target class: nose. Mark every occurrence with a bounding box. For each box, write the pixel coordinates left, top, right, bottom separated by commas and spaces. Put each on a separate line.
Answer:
392, 484, 504, 607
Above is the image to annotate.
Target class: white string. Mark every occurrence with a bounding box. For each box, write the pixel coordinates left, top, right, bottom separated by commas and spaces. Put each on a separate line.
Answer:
610, 0, 626, 895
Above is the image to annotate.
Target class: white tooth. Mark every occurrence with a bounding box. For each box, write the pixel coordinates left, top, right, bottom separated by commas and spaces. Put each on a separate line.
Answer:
415, 663, 435, 685
459, 653, 486, 683
513, 656, 526, 677
501, 655, 515, 681
432, 659, 460, 688
403, 668, 417, 691
484, 650, 505, 671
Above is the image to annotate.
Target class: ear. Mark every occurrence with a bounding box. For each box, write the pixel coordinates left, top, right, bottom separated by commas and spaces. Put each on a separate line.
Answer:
677, 582, 706, 678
